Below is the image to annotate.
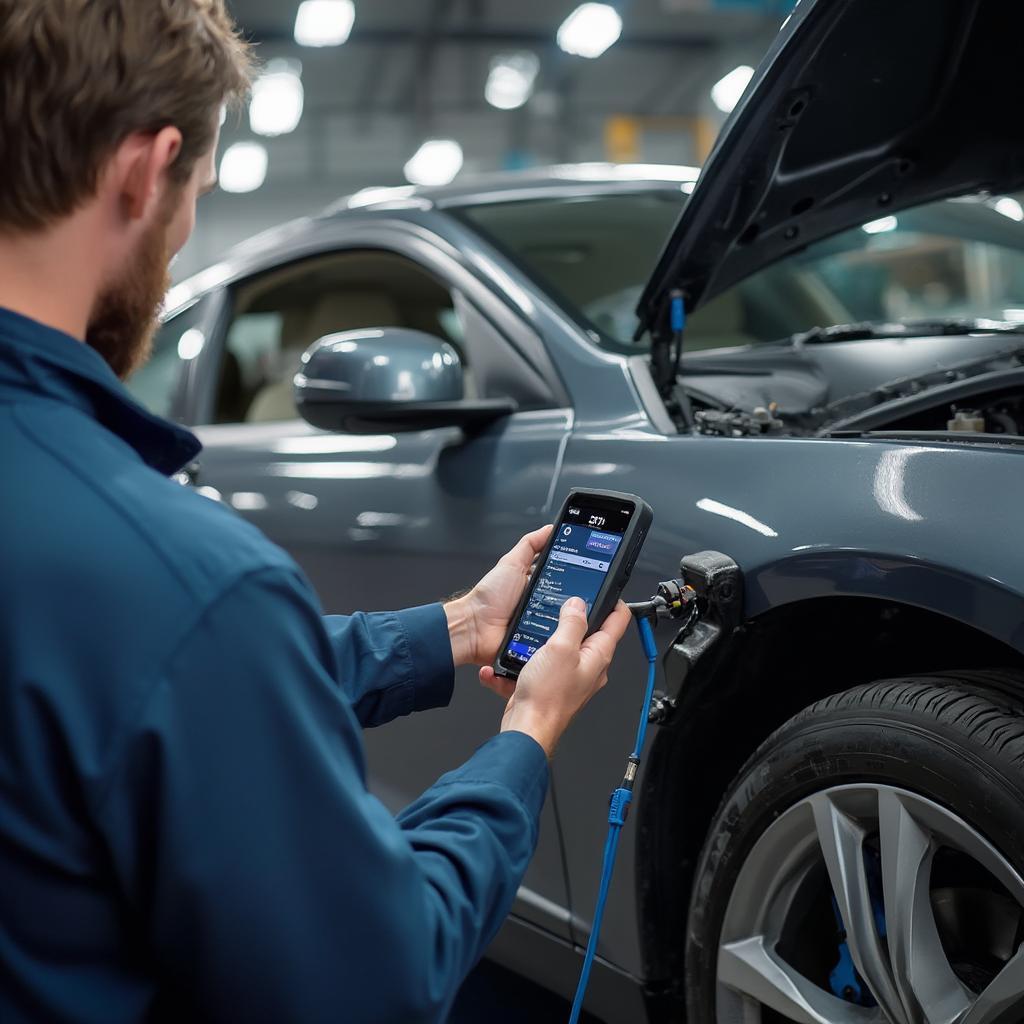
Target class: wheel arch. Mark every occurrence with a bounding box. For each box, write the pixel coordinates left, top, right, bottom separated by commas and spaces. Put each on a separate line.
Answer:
745, 549, 1024, 653
635, 559, 1024, 1009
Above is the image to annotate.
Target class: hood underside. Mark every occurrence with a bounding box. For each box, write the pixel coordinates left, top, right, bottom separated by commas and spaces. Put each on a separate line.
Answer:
637, 0, 1024, 336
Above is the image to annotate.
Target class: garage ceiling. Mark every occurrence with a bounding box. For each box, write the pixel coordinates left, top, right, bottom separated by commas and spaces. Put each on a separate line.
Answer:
177, 0, 786, 279
226, 0, 780, 123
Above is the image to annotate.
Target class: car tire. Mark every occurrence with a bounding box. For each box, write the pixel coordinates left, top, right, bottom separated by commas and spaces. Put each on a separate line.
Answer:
685, 673, 1024, 1024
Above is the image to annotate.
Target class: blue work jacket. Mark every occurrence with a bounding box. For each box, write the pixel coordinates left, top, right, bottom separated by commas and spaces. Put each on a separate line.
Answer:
0, 306, 549, 1023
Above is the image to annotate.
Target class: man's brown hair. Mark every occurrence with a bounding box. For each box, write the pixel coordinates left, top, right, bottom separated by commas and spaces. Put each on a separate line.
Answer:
0, 0, 254, 233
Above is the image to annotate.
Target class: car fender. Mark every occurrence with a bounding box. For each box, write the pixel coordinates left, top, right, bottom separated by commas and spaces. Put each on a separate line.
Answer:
550, 429, 1024, 982
559, 434, 1024, 656
746, 548, 1024, 653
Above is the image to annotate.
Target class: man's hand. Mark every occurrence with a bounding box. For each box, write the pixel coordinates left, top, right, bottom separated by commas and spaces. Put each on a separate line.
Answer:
481, 597, 633, 757
443, 524, 553, 668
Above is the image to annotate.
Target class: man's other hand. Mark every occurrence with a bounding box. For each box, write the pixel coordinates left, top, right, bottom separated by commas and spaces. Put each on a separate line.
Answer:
443, 525, 553, 668
484, 597, 632, 757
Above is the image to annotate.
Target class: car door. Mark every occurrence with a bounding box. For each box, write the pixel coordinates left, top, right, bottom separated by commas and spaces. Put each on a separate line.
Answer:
177, 230, 575, 938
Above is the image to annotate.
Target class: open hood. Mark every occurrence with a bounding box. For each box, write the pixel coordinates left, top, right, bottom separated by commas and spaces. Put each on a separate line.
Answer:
636, 0, 1024, 338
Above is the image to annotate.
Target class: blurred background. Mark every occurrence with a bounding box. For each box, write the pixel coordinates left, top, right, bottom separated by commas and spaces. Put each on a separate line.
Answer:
174, 0, 796, 279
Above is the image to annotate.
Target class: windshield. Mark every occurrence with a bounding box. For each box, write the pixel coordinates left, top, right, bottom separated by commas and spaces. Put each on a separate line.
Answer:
457, 190, 687, 351
459, 190, 1024, 351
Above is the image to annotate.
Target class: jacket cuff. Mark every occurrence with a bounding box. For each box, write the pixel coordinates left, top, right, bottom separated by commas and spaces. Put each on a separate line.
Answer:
447, 731, 550, 829
394, 603, 455, 713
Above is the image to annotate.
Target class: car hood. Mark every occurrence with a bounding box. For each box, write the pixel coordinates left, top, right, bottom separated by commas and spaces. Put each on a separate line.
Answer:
636, 0, 1024, 338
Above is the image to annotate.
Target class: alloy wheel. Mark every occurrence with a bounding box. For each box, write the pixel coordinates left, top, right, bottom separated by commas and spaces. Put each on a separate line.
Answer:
715, 784, 1024, 1024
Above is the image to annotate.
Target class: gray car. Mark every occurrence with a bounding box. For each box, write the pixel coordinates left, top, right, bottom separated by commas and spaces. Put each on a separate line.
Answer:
135, 1, 1024, 1020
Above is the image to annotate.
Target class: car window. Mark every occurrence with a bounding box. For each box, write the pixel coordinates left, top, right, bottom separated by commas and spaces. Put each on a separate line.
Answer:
690, 196, 1024, 350
211, 250, 470, 424
124, 297, 207, 418
458, 191, 688, 352
458, 189, 1024, 353
787, 204, 1024, 325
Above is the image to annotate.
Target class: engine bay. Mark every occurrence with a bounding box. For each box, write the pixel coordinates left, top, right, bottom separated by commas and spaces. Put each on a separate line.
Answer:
668, 332, 1024, 442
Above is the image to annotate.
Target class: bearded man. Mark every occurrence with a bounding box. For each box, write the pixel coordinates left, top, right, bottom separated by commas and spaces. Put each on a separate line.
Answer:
0, 3, 630, 1022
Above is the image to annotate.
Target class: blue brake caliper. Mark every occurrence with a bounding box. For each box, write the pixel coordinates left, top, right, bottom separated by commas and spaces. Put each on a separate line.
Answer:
829, 848, 886, 1005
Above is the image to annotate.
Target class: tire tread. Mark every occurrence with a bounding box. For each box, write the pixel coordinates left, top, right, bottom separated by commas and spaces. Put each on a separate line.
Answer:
795, 673, 1024, 772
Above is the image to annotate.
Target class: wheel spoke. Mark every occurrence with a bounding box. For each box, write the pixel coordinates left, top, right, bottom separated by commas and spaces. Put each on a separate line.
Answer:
810, 792, 908, 1024
717, 783, 1024, 1024
959, 944, 1024, 1024
878, 789, 972, 1024
719, 935, 878, 1024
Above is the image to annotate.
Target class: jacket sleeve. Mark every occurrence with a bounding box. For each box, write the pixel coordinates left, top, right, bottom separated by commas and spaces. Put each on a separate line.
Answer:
321, 604, 455, 728
94, 567, 548, 1024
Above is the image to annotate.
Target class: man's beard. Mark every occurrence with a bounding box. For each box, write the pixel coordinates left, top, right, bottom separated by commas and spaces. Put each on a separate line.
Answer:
86, 210, 174, 381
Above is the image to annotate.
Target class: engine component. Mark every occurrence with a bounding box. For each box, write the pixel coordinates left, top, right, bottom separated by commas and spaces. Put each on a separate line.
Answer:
948, 408, 985, 431
695, 405, 785, 437
987, 406, 1019, 434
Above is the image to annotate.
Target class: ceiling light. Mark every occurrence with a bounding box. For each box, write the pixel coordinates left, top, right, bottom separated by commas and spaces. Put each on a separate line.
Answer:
993, 196, 1024, 222
862, 215, 898, 234
556, 4, 622, 59
403, 139, 464, 187
485, 52, 540, 110
294, 0, 355, 47
249, 60, 304, 137
711, 65, 754, 114
219, 142, 268, 193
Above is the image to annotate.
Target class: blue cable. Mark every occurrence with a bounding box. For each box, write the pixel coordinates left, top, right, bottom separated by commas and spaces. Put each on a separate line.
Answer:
568, 616, 659, 1024
670, 291, 686, 334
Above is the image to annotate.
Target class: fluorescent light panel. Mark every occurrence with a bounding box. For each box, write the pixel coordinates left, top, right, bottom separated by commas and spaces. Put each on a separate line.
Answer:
219, 142, 268, 194
403, 139, 464, 187
249, 60, 304, 137
294, 0, 355, 47
557, 4, 622, 59
485, 52, 540, 110
711, 65, 754, 114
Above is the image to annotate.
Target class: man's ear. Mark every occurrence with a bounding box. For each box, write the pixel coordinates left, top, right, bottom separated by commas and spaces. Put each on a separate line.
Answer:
119, 126, 184, 222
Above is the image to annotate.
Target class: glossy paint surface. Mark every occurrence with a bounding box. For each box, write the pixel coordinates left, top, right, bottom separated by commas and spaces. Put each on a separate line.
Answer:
298, 328, 464, 403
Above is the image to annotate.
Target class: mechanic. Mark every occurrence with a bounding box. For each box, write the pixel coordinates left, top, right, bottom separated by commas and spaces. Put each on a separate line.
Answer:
0, 3, 632, 1022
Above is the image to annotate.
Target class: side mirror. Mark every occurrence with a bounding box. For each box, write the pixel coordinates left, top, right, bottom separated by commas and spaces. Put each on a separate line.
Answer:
293, 328, 517, 434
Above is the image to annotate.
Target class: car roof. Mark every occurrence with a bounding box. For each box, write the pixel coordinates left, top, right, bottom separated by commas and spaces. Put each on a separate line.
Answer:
322, 163, 700, 213
164, 164, 699, 314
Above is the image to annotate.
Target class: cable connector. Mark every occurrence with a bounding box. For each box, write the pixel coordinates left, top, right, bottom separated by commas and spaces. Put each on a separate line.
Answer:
657, 579, 696, 616
627, 580, 697, 628
608, 787, 632, 826
620, 754, 640, 791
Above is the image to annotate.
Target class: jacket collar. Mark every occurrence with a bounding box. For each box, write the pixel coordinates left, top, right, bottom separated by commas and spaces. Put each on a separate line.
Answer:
0, 305, 201, 476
